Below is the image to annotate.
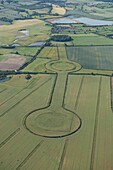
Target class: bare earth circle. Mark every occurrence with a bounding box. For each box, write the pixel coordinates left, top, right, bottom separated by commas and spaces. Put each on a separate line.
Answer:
25, 108, 81, 138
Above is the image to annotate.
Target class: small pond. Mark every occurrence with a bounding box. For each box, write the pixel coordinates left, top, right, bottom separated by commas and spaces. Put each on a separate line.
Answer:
48, 18, 78, 24
75, 17, 113, 26
29, 42, 45, 46
0, 77, 10, 83
48, 17, 113, 26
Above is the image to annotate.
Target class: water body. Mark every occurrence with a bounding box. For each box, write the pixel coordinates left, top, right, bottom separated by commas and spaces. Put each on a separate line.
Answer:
49, 17, 113, 26
29, 42, 45, 46
0, 77, 10, 83
75, 17, 113, 26
11, 44, 20, 47
48, 18, 78, 24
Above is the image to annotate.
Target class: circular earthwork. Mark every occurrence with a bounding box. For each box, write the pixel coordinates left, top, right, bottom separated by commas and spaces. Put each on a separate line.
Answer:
25, 107, 81, 138
45, 60, 81, 73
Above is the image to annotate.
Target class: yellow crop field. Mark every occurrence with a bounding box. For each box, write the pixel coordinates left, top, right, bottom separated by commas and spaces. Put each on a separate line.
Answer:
52, 4, 66, 15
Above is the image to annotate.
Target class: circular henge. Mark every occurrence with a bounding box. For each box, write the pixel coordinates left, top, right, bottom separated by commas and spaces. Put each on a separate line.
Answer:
51, 61, 76, 71
25, 108, 81, 138
25, 60, 82, 138
46, 60, 81, 72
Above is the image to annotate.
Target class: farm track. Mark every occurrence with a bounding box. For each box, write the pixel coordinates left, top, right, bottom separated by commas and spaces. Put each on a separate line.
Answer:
16, 140, 44, 170
0, 88, 26, 107
74, 76, 84, 110
46, 47, 53, 56
25, 77, 40, 89
58, 139, 69, 170
50, 47, 59, 60
62, 74, 82, 135
0, 77, 40, 107
110, 77, 113, 111
38, 47, 56, 59
0, 128, 20, 149
67, 76, 84, 132
57, 46, 60, 60
39, 47, 52, 58
65, 46, 70, 61
25, 73, 57, 112
0, 88, 7, 94
62, 74, 68, 108
44, 47, 53, 58
46, 73, 57, 106
0, 77, 52, 117
48, 47, 57, 59
90, 77, 102, 170
23, 74, 58, 137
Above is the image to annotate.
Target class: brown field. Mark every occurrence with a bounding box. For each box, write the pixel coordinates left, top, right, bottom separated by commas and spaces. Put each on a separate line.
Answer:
0, 57, 25, 70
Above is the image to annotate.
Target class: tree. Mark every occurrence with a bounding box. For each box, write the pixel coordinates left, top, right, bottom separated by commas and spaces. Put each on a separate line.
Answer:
50, 35, 73, 42
25, 74, 32, 80
1, 0, 4, 4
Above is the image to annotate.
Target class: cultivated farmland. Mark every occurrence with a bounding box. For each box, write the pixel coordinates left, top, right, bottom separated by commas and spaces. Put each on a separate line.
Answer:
51, 4, 66, 15
0, 46, 113, 170
0, 19, 50, 46
1, 0, 113, 168
67, 46, 113, 70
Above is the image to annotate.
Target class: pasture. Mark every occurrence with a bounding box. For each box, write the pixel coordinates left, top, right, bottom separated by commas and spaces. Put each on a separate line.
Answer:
0, 46, 113, 169
0, 19, 50, 46
66, 0, 113, 20
72, 34, 113, 46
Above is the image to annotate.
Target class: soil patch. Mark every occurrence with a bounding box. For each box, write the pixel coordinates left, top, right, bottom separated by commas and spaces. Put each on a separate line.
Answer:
0, 57, 26, 70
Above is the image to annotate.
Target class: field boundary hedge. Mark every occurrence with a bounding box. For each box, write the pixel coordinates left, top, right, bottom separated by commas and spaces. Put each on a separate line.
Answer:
70, 72, 112, 77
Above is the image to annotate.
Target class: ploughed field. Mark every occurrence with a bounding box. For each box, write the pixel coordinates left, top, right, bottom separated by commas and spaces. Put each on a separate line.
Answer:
0, 47, 113, 170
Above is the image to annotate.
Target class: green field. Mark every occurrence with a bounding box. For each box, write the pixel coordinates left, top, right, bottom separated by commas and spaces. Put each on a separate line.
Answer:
1, 0, 113, 169
24, 46, 113, 72
0, 46, 113, 169
67, 46, 113, 70
0, 19, 50, 46
72, 34, 113, 46
0, 47, 40, 60
0, 73, 113, 169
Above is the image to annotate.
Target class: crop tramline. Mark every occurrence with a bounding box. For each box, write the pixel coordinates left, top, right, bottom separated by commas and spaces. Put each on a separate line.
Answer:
0, 46, 113, 170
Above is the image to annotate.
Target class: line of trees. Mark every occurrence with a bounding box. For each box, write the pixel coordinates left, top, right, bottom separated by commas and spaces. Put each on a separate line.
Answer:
50, 35, 73, 42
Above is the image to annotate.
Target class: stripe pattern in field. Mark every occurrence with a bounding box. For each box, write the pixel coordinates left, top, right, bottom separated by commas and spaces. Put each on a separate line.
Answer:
67, 46, 113, 70
0, 74, 113, 170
